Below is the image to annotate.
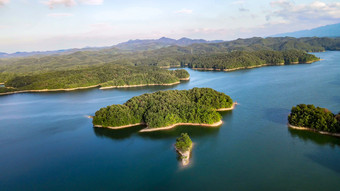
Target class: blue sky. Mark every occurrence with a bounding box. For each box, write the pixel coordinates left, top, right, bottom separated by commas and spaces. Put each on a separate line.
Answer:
0, 0, 339, 52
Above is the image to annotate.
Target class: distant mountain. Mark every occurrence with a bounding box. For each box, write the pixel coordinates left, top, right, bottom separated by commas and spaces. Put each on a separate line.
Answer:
271, 23, 340, 38
0, 37, 222, 58
114, 37, 223, 51
0, 47, 109, 59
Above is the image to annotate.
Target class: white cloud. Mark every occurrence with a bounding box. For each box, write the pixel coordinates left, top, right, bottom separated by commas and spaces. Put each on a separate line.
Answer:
267, 0, 340, 23
175, 9, 193, 14
231, 0, 245, 5
78, 0, 103, 5
45, 0, 76, 8
0, 0, 10, 6
239, 7, 249, 12
47, 13, 74, 17
44, 0, 103, 8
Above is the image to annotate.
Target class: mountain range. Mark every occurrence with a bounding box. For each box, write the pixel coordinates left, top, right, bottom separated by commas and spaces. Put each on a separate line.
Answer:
271, 23, 340, 38
0, 37, 222, 58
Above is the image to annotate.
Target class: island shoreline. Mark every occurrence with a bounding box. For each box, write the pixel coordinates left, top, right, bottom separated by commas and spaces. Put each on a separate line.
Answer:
216, 102, 238, 111
287, 123, 340, 137
139, 120, 223, 132
94, 123, 146, 130
191, 59, 320, 72
0, 78, 190, 96
92, 102, 236, 132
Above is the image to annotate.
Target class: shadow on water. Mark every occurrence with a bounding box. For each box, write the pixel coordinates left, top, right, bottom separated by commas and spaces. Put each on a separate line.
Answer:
93, 111, 232, 140
93, 124, 220, 141
288, 128, 340, 148
263, 108, 290, 125
138, 125, 221, 140
332, 96, 340, 104
93, 125, 145, 140
305, 151, 340, 174
329, 80, 340, 86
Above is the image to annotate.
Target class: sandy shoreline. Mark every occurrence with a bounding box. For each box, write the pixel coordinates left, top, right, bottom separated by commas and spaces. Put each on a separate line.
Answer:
287, 123, 340, 137
179, 77, 190, 81
94, 123, 146, 130
139, 120, 223, 132
216, 102, 238, 111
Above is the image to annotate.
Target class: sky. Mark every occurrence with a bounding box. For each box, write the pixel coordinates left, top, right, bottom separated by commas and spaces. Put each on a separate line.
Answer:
0, 0, 340, 53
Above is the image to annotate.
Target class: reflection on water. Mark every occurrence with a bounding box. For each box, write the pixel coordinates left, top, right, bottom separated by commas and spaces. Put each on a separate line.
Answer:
305, 150, 340, 174
138, 125, 220, 140
93, 109, 232, 141
93, 125, 145, 140
94, 124, 221, 140
288, 128, 340, 148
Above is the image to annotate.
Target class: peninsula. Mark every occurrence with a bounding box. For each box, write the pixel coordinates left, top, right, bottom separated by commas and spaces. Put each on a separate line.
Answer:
0, 65, 189, 95
175, 133, 193, 166
92, 88, 234, 131
288, 104, 340, 137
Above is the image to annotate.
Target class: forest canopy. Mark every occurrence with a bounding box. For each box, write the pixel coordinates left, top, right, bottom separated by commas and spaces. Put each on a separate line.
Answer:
0, 37, 334, 82
0, 64, 189, 93
175, 133, 193, 152
288, 104, 340, 133
93, 88, 233, 129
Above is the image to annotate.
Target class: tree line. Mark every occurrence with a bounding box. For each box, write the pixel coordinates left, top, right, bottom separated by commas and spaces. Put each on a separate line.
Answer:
0, 64, 189, 93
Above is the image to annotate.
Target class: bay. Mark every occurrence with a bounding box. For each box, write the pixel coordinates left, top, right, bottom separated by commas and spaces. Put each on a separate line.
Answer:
0, 51, 339, 190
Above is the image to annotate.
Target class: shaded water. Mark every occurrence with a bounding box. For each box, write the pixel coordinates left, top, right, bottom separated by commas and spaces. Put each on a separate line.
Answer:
0, 52, 340, 190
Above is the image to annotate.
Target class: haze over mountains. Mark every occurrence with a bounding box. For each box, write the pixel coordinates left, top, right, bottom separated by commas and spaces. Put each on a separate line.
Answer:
272, 23, 340, 38
1, 22, 339, 59
0, 37, 222, 58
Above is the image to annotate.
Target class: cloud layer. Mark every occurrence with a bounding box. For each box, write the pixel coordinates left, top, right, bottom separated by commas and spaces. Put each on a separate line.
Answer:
45, 0, 103, 8
0, 0, 10, 6
268, 0, 340, 23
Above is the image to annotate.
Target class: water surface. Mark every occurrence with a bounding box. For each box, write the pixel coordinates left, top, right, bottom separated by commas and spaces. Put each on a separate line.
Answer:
0, 51, 340, 190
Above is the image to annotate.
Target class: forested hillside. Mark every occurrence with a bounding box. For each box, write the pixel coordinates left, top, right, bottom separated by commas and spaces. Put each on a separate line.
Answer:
0, 65, 189, 94
0, 37, 336, 87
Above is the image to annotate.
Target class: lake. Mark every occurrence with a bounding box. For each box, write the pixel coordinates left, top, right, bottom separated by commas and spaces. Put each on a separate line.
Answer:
0, 51, 339, 190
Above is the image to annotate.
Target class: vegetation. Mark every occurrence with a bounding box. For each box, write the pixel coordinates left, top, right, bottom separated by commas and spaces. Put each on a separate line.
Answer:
1, 37, 336, 83
288, 104, 340, 133
1, 64, 189, 93
185, 50, 319, 70
93, 88, 233, 128
175, 133, 193, 152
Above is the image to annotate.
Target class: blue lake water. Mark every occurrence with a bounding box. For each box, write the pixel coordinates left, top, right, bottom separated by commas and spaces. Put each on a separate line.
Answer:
0, 51, 340, 190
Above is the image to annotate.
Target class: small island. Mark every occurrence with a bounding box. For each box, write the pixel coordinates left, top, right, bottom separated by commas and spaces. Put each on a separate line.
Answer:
175, 133, 193, 166
92, 88, 234, 131
288, 104, 340, 137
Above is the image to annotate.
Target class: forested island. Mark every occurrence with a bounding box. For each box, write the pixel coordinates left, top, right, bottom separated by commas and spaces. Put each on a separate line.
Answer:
0, 65, 189, 95
288, 104, 340, 136
92, 88, 234, 131
175, 133, 193, 166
